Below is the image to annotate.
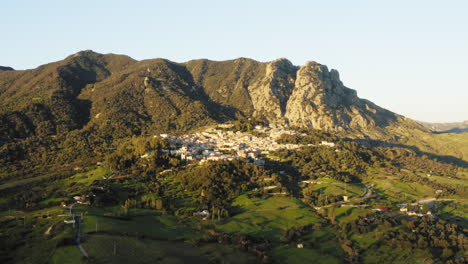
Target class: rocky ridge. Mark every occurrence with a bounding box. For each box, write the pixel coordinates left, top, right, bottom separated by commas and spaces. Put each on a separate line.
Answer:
0, 50, 418, 141
187, 58, 400, 131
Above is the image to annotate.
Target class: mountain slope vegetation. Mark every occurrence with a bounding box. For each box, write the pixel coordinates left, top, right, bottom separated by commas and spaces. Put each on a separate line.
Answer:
0, 50, 467, 263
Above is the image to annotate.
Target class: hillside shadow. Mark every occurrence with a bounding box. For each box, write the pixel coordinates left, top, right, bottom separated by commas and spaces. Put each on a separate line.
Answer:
434, 128, 468, 134
74, 98, 92, 129
353, 138, 468, 168
264, 158, 302, 197
163, 61, 242, 122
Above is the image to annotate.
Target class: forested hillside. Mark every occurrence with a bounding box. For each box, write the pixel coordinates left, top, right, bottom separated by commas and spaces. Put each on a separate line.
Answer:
0, 51, 467, 264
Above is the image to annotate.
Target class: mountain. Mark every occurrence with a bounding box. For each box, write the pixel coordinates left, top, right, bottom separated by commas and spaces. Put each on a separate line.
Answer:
1, 51, 467, 264
0, 50, 136, 139
0, 50, 465, 161
0, 51, 415, 136
0, 66, 14, 71
419, 120, 468, 133
186, 58, 405, 131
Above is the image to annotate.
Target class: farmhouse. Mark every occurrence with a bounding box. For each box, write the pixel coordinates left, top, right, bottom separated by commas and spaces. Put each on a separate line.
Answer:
64, 218, 75, 224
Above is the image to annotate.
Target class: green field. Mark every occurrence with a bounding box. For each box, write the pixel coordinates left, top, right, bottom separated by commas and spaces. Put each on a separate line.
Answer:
437, 201, 468, 224
48, 211, 257, 263
0, 166, 111, 192
384, 125, 468, 162
0, 173, 61, 191
218, 195, 323, 240
51, 234, 256, 264
271, 246, 343, 264
333, 207, 373, 224
427, 174, 468, 191
70, 205, 201, 240
372, 178, 435, 201
304, 182, 366, 198
362, 245, 432, 264
49, 246, 86, 264
55, 167, 112, 188
270, 226, 344, 264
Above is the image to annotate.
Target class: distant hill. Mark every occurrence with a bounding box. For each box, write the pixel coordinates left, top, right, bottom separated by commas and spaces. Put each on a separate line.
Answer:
419, 120, 468, 133
0, 66, 14, 71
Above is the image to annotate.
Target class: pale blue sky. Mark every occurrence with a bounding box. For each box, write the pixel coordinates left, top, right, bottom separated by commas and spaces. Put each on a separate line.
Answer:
1, 0, 467, 122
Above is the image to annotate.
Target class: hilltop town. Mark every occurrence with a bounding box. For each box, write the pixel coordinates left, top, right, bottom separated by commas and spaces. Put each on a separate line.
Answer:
158, 124, 336, 165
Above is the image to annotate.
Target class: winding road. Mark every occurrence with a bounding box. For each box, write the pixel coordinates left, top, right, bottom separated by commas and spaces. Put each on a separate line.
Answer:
75, 214, 88, 258
69, 204, 89, 259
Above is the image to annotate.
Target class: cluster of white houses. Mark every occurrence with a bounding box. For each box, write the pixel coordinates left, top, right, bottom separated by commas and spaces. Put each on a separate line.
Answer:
399, 203, 434, 217
157, 124, 335, 165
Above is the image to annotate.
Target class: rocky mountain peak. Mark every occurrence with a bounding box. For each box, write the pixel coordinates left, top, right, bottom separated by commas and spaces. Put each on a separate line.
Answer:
183, 56, 400, 131
247, 58, 297, 122
283, 61, 394, 131
1, 52, 406, 141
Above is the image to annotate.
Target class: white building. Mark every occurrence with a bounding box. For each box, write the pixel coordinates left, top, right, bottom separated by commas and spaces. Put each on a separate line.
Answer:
320, 141, 335, 147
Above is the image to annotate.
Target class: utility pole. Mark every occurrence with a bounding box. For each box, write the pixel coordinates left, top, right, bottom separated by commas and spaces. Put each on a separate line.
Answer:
113, 241, 117, 255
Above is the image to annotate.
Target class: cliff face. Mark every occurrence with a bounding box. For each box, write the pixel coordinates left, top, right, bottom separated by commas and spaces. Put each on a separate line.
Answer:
187, 58, 398, 131
284, 61, 398, 131
247, 58, 297, 123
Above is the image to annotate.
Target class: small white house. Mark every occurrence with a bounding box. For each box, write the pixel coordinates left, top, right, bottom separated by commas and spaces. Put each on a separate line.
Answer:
200, 210, 210, 216
297, 244, 304, 248
140, 153, 151, 159
195, 210, 210, 219
247, 152, 257, 159
64, 218, 75, 224
320, 141, 336, 147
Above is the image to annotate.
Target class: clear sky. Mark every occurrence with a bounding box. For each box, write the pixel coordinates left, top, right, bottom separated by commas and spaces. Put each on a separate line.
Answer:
1, 0, 467, 122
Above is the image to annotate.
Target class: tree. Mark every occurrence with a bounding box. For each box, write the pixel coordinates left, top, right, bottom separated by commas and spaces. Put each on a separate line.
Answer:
406, 200, 412, 212
328, 208, 336, 224
422, 203, 430, 214
417, 237, 428, 248
442, 247, 454, 259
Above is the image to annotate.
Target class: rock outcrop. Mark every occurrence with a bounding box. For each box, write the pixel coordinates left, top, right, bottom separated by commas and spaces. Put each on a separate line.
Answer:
248, 58, 297, 123
187, 58, 398, 131
284, 61, 397, 131
0, 51, 405, 140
